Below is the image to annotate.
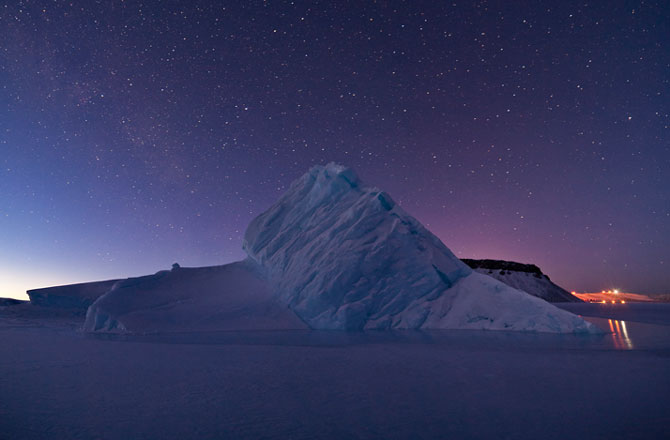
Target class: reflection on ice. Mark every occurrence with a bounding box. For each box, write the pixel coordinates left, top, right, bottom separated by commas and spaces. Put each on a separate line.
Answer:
608, 319, 633, 350
81, 303, 670, 353
83, 313, 670, 354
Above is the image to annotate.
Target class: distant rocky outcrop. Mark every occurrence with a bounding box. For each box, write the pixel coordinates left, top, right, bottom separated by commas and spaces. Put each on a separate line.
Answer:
28, 279, 120, 310
0, 297, 27, 306
461, 259, 581, 303
462, 259, 543, 276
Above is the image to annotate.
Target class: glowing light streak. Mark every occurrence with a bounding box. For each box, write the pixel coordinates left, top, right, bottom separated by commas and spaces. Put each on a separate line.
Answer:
609, 319, 621, 349
620, 321, 633, 349
608, 319, 634, 350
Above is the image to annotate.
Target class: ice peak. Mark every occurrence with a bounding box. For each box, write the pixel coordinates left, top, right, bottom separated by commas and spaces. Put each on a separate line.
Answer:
243, 163, 472, 329
314, 162, 360, 187
295, 163, 361, 206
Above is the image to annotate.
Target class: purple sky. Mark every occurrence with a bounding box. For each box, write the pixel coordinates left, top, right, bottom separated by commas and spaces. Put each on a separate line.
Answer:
1, 1, 668, 299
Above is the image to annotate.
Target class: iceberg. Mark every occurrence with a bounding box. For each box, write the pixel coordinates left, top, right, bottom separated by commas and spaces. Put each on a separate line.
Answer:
243, 163, 595, 332
84, 163, 596, 333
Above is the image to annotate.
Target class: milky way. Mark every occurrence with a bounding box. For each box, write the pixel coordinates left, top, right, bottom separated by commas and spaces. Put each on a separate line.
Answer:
1, 1, 668, 298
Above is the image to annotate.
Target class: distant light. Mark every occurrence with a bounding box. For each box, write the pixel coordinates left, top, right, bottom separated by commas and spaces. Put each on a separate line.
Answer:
608, 290, 613, 294
571, 291, 576, 295
611, 300, 616, 304
602, 300, 607, 304
621, 300, 625, 304
613, 289, 619, 294
602, 290, 606, 293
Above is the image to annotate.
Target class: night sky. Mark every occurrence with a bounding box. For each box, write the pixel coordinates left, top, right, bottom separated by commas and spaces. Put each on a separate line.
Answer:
1, 1, 668, 299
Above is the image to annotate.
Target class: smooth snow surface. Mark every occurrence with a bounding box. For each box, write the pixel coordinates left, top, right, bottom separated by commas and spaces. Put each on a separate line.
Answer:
422, 272, 592, 332
1, 304, 669, 440
244, 163, 595, 332
83, 260, 307, 332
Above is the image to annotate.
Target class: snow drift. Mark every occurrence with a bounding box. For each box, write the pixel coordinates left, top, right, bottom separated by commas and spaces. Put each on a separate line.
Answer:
84, 163, 596, 334
83, 260, 306, 332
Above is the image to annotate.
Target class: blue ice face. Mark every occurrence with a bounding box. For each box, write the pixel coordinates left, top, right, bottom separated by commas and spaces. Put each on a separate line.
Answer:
243, 163, 471, 330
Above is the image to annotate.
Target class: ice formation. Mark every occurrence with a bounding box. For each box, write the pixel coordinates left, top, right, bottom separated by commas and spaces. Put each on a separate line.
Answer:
84, 163, 597, 333
243, 163, 595, 332
83, 261, 307, 332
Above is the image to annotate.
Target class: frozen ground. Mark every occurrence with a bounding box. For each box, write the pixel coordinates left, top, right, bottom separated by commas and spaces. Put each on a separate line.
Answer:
1, 303, 669, 440
558, 302, 670, 326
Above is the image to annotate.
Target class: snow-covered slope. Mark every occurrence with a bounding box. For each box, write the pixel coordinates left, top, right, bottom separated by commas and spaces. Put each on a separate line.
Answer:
83, 260, 307, 332
243, 163, 595, 332
462, 259, 581, 303
421, 272, 587, 331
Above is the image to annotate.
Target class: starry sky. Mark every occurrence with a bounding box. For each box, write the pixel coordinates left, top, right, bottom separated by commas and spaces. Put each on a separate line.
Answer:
1, 0, 668, 300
